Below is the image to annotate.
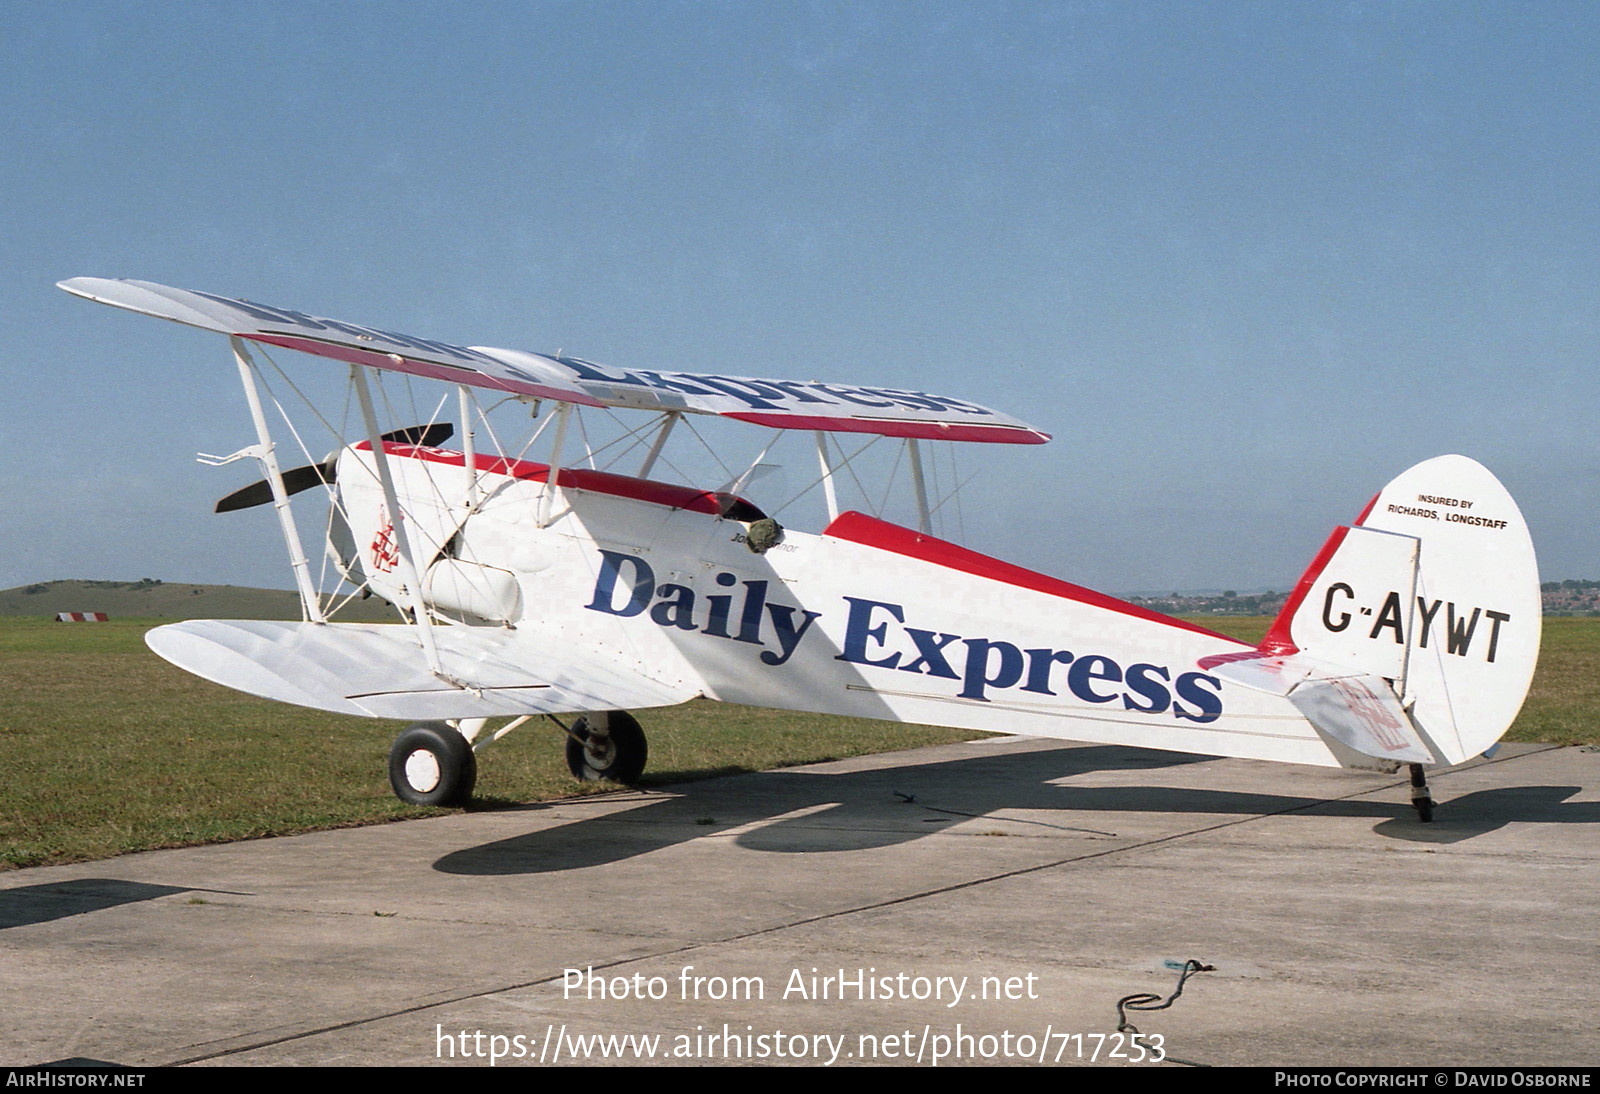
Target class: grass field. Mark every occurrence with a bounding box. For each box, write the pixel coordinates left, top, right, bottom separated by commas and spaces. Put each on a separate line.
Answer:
2, 616, 1595, 869
0, 618, 980, 869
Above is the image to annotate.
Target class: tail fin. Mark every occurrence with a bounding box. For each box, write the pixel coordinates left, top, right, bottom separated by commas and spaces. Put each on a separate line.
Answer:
1210, 455, 1540, 767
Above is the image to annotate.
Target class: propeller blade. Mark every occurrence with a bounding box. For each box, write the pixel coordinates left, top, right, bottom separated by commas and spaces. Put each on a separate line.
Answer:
215, 462, 335, 513
211, 423, 454, 513
383, 422, 454, 447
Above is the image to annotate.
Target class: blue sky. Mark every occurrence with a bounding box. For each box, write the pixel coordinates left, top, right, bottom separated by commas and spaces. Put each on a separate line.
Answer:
4, 1, 1596, 594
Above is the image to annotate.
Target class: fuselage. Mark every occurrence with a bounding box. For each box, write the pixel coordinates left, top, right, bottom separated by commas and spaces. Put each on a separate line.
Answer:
332, 444, 1347, 767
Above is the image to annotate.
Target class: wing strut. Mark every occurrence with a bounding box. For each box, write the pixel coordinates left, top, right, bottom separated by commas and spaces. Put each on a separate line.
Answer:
906, 438, 932, 534
229, 337, 326, 624
351, 363, 445, 675
539, 402, 573, 528
637, 411, 680, 478
458, 385, 480, 511
815, 432, 840, 523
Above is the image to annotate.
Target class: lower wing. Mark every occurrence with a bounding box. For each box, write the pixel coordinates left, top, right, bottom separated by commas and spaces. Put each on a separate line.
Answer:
146, 619, 699, 719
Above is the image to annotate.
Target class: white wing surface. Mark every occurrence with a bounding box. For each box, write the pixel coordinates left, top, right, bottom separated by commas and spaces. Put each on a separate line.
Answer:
60, 277, 1049, 444
146, 620, 700, 719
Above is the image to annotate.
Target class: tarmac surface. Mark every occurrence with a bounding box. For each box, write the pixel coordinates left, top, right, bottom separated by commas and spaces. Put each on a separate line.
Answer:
2, 737, 1596, 1068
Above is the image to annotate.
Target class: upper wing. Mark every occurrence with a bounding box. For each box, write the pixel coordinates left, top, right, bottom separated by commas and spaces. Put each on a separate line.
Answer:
146, 619, 700, 720
60, 277, 1050, 445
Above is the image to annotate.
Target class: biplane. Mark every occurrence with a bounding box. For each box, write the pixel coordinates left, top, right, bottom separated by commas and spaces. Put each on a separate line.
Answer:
60, 277, 1540, 820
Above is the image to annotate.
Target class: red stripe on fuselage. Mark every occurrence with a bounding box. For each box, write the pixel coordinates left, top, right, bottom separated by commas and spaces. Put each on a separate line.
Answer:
362, 442, 733, 516
821, 511, 1243, 643
1258, 524, 1350, 657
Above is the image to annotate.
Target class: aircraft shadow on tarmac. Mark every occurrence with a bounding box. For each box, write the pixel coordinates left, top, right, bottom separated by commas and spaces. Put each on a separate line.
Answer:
435, 745, 1598, 876
0, 879, 215, 930
1368, 784, 1597, 843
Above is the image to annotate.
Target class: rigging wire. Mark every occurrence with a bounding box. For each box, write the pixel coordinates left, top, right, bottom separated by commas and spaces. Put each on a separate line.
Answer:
770, 434, 881, 519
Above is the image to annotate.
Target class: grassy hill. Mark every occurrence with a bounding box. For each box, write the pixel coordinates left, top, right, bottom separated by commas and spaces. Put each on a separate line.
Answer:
0, 579, 394, 621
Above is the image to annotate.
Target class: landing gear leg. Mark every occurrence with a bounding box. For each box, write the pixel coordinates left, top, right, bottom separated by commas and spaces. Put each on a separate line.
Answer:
1408, 763, 1434, 823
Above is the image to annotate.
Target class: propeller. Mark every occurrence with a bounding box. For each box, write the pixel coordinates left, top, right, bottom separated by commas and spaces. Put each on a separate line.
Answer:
214, 422, 454, 513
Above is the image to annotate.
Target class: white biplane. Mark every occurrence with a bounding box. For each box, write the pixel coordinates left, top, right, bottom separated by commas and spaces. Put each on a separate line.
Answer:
61, 277, 1541, 821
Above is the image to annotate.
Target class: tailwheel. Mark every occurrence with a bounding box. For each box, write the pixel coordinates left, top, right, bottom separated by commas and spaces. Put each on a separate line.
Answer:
565, 710, 648, 784
1409, 763, 1434, 823
389, 722, 477, 806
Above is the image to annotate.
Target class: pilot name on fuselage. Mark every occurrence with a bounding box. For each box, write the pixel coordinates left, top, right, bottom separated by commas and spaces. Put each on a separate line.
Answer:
585, 551, 1223, 721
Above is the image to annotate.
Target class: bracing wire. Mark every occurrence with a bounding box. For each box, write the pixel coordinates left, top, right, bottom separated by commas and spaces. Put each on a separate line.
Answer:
770, 434, 881, 519
250, 348, 402, 621
879, 441, 905, 521
834, 435, 879, 516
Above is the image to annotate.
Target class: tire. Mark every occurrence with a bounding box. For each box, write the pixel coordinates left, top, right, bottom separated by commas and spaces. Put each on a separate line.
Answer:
389, 722, 477, 806
565, 711, 648, 784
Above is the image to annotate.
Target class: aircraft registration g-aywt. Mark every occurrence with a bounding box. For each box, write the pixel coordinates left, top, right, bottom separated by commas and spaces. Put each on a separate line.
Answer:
61, 277, 1540, 821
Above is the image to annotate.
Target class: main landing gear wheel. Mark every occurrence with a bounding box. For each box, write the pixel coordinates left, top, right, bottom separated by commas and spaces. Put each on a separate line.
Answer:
565, 711, 648, 784
389, 722, 477, 806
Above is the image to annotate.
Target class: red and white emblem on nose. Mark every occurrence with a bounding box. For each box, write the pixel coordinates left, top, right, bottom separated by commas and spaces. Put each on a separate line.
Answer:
370, 509, 400, 573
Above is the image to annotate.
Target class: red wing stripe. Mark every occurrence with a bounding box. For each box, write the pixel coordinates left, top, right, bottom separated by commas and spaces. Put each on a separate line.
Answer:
726, 412, 1050, 445
364, 443, 732, 515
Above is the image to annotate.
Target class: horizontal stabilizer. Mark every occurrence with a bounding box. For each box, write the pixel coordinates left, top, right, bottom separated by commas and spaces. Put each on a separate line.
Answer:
1286, 673, 1435, 765
146, 620, 699, 720
1204, 651, 1435, 765
1196, 649, 1318, 697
